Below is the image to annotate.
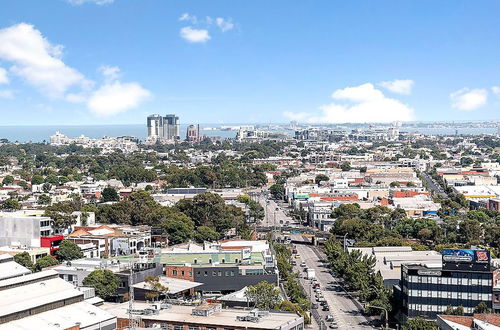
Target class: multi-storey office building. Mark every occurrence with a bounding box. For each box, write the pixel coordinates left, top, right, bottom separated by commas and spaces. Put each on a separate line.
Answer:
162, 241, 278, 294
400, 249, 498, 321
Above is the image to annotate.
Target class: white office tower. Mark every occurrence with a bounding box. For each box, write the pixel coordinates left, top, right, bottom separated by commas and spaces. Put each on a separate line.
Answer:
147, 114, 164, 140
163, 114, 180, 141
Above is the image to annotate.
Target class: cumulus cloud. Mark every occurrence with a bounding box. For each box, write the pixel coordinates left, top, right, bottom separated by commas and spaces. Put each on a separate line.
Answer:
0, 90, 13, 99
492, 86, 500, 95
87, 81, 151, 116
0, 67, 8, 84
450, 88, 487, 111
180, 27, 211, 43
284, 83, 415, 124
0, 23, 90, 98
215, 17, 234, 32
98, 65, 121, 81
379, 79, 414, 95
66, 0, 114, 5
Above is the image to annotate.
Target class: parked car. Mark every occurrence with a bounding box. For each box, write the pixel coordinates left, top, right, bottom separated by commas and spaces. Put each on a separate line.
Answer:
322, 305, 330, 311
329, 324, 338, 329
326, 315, 334, 322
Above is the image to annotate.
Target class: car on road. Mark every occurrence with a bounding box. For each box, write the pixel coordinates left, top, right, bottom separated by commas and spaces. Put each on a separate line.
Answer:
300, 262, 306, 267
322, 305, 330, 311
329, 323, 338, 329
325, 315, 334, 322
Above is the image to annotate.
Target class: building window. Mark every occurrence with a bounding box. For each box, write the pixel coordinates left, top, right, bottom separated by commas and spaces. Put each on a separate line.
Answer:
221, 259, 225, 263
204, 271, 208, 277
230, 271, 235, 276
172, 270, 177, 276
189, 271, 193, 277
218, 271, 222, 276
209, 259, 212, 264
225, 271, 229, 276
212, 271, 217, 276
181, 271, 185, 276
188, 327, 200, 330
173, 325, 182, 330
194, 259, 197, 264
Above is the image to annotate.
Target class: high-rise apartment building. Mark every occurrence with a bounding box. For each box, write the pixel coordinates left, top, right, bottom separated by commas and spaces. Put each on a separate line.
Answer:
186, 124, 200, 142
147, 114, 179, 141
163, 114, 179, 140
147, 114, 163, 139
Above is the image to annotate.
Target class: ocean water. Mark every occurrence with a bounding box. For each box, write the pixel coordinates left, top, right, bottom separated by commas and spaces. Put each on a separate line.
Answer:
0, 124, 497, 143
0, 124, 238, 143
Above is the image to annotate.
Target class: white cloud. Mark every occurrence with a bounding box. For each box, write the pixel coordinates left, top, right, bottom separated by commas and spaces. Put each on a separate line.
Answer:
492, 86, 500, 95
0, 67, 9, 84
284, 83, 414, 123
0, 90, 13, 99
215, 17, 234, 32
179, 13, 198, 24
87, 81, 151, 116
282, 111, 309, 121
66, 0, 114, 5
379, 79, 414, 95
180, 27, 211, 43
98, 65, 121, 81
450, 88, 487, 111
0, 23, 89, 98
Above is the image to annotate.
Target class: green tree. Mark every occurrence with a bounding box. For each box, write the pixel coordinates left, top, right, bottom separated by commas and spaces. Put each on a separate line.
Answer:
82, 269, 120, 300
389, 181, 400, 188
56, 240, 84, 261
2, 175, 14, 185
315, 174, 329, 185
1, 198, 22, 210
402, 318, 438, 330
35, 255, 59, 271
473, 301, 491, 314
144, 275, 168, 301
341, 162, 351, 172
101, 187, 119, 202
42, 182, 52, 193
38, 194, 52, 205
246, 281, 282, 310
31, 175, 44, 185
194, 225, 220, 242
269, 183, 285, 200
458, 219, 482, 244
14, 252, 34, 272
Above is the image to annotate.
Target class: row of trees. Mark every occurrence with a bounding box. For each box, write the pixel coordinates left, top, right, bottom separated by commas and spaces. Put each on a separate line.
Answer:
329, 203, 500, 255
323, 238, 392, 320
271, 242, 311, 324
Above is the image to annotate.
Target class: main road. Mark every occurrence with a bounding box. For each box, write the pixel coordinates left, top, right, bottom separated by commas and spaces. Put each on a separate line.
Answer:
256, 192, 373, 329
292, 235, 374, 329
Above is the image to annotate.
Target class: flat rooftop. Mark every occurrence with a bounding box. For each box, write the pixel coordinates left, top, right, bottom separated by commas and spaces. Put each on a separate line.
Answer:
0, 277, 82, 318
0, 259, 31, 281
102, 302, 303, 329
0, 301, 115, 329
132, 276, 203, 294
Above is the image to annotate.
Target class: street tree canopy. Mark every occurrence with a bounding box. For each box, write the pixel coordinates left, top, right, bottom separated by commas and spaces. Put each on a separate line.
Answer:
57, 240, 84, 261
245, 281, 282, 310
82, 269, 120, 300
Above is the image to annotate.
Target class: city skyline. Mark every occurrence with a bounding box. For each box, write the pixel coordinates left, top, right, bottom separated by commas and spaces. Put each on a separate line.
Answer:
1, 1, 500, 125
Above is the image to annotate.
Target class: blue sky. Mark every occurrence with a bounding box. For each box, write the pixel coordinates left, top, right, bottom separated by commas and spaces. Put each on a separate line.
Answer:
0, 0, 500, 125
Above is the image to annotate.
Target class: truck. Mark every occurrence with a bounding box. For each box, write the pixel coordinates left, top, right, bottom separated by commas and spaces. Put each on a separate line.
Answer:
306, 268, 316, 280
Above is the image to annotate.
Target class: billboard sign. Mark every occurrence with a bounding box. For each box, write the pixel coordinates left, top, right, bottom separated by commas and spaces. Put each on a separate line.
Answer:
441, 249, 490, 264
293, 193, 309, 200
242, 247, 252, 260
442, 249, 475, 263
